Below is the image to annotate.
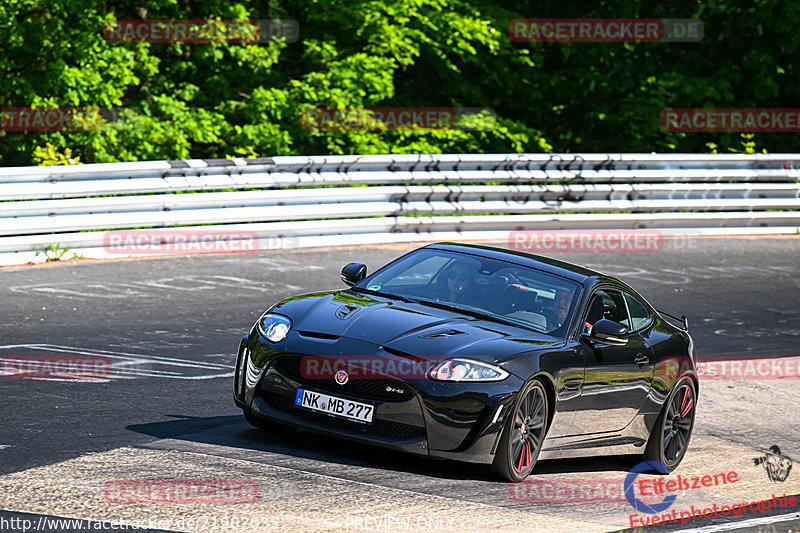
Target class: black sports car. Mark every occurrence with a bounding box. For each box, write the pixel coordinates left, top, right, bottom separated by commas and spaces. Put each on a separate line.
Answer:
233, 243, 697, 480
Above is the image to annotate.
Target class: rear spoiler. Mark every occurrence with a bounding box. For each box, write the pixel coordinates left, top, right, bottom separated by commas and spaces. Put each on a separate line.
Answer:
657, 309, 688, 331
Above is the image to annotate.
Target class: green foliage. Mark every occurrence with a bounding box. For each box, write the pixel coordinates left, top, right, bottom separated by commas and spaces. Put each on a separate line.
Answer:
0, 0, 797, 165
32, 143, 82, 165
34, 243, 72, 262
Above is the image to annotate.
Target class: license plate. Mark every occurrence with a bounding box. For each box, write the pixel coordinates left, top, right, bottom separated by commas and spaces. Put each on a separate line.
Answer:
294, 389, 374, 423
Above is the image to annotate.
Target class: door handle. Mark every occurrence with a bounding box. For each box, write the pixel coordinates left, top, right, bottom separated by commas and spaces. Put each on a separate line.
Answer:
634, 354, 649, 366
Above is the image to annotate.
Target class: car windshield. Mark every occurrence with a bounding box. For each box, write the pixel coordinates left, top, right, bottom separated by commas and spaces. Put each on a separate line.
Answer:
355, 248, 582, 338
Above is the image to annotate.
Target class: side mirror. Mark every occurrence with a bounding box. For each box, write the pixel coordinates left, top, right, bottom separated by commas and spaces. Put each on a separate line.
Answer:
341, 263, 367, 286
583, 318, 629, 346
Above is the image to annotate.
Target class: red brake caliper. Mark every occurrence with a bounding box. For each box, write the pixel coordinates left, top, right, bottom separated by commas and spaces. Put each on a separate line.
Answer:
679, 386, 693, 418
517, 441, 531, 471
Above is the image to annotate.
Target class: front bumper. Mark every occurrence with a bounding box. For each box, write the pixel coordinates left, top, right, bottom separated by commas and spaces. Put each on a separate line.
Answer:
233, 334, 524, 464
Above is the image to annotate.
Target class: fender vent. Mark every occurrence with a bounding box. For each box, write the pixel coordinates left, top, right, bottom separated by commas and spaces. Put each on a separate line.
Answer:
297, 330, 340, 340
419, 328, 464, 338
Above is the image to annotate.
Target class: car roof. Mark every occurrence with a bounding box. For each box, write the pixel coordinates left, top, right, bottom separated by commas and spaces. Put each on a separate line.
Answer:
424, 242, 613, 286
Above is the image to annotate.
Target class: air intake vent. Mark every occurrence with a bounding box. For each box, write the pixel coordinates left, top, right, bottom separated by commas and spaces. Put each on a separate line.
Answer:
419, 328, 464, 338
297, 330, 340, 340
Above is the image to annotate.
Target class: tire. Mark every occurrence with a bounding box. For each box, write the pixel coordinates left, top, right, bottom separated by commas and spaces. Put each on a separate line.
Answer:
491, 379, 549, 481
644, 377, 696, 470
243, 410, 295, 433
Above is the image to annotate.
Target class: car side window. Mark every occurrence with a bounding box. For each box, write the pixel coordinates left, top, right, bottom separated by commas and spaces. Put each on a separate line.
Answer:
623, 292, 651, 331
583, 289, 625, 332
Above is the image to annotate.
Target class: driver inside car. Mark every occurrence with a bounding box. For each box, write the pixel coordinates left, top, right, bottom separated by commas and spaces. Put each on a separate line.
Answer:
547, 287, 576, 331
436, 261, 477, 305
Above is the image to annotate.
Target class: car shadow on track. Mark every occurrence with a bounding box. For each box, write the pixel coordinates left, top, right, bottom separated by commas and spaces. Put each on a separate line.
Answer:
127, 414, 638, 483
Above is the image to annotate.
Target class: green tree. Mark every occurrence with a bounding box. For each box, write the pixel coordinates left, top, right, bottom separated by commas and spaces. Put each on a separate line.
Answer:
0, 0, 797, 166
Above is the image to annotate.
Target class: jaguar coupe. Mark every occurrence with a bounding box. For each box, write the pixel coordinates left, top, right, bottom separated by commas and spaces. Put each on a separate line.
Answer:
233, 242, 697, 480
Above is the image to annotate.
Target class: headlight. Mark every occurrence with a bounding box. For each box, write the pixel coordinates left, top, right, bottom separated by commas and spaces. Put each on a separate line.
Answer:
256, 313, 292, 343
427, 358, 509, 382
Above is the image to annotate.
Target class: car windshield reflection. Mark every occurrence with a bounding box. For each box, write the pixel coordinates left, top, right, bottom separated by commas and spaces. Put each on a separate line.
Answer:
355, 249, 582, 338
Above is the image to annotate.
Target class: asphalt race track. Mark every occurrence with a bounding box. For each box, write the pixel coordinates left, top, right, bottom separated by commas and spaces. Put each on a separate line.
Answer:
1, 236, 799, 533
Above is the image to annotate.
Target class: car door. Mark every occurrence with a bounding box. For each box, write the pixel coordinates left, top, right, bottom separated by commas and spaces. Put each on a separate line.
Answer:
567, 287, 655, 435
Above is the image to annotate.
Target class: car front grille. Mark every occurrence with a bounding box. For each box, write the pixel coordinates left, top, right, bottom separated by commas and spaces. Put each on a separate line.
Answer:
272, 356, 415, 402
262, 391, 425, 439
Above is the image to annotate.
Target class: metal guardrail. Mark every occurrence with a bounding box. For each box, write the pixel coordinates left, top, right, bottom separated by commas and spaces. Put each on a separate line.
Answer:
1, 153, 799, 265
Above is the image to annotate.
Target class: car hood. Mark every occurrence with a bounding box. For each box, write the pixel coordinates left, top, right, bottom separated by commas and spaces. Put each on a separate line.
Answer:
271, 290, 564, 364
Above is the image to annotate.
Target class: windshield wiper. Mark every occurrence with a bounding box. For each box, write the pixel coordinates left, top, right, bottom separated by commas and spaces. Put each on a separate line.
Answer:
414, 299, 532, 330
349, 286, 418, 304
349, 289, 547, 333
